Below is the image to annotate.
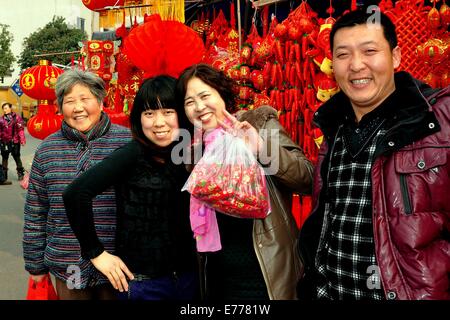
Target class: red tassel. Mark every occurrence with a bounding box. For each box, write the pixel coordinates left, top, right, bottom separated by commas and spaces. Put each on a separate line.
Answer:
327, 0, 335, 16
230, 1, 236, 29
351, 0, 357, 11
78, 55, 83, 70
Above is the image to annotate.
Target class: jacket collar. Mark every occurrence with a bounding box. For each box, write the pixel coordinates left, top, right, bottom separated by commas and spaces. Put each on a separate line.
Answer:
3, 112, 15, 123
61, 111, 111, 143
314, 71, 439, 141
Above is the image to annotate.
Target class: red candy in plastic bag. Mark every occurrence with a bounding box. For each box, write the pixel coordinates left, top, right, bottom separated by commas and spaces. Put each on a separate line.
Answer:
184, 130, 270, 219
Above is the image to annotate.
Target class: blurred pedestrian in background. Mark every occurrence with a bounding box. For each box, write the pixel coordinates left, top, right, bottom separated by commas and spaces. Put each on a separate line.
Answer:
0, 102, 26, 184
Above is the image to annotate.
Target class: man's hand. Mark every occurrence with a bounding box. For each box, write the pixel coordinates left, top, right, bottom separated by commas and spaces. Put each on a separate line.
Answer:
90, 251, 134, 292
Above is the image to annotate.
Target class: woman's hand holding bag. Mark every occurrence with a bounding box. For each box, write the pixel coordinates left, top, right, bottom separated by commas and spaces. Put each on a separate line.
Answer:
183, 110, 270, 219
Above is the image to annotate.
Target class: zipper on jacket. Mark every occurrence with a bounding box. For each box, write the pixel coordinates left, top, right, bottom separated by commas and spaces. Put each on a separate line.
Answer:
399, 174, 412, 215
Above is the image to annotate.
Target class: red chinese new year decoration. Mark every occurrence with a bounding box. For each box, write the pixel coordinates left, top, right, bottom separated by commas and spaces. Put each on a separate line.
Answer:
428, 6, 442, 31
19, 60, 64, 140
85, 40, 115, 82
20, 60, 63, 101
123, 14, 205, 79
416, 38, 448, 65
82, 0, 124, 11
441, 1, 450, 28
112, 52, 143, 111
26, 102, 63, 140
384, 0, 432, 81
416, 37, 450, 88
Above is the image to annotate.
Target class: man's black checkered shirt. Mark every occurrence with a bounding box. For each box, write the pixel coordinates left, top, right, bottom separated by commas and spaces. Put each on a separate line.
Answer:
314, 114, 386, 300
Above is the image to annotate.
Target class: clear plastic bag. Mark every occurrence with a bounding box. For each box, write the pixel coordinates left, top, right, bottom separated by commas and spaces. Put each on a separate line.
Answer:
183, 130, 270, 219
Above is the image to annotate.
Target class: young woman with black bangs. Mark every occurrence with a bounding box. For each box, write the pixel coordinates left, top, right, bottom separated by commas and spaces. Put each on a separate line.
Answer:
63, 75, 199, 300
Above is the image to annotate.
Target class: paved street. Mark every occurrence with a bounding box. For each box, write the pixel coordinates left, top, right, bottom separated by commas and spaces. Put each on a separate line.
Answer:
0, 128, 42, 300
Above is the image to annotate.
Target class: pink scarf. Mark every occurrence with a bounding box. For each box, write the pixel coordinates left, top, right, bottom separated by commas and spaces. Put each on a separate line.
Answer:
189, 128, 223, 252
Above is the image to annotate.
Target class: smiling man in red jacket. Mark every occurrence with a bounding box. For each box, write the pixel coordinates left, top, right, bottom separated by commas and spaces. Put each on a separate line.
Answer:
298, 8, 449, 300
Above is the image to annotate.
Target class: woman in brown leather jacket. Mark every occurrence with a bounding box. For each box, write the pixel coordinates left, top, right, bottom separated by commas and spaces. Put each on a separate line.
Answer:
176, 63, 313, 300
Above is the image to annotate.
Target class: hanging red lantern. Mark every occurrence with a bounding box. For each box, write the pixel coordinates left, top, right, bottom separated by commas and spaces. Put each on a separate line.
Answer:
20, 60, 63, 101
20, 60, 64, 140
27, 102, 63, 140
123, 14, 205, 79
82, 0, 124, 11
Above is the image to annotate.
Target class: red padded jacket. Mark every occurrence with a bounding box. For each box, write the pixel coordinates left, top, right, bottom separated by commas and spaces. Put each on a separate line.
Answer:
298, 72, 450, 300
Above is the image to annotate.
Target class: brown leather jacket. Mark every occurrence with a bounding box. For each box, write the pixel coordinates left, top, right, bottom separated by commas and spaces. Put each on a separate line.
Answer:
237, 105, 313, 299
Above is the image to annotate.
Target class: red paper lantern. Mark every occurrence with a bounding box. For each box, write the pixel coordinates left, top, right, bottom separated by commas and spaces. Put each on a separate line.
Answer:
20, 60, 64, 140
123, 14, 205, 78
20, 60, 63, 101
27, 102, 63, 140
82, 0, 124, 11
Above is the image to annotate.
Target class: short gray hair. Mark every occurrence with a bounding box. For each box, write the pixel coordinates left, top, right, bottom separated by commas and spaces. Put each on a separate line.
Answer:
55, 68, 106, 111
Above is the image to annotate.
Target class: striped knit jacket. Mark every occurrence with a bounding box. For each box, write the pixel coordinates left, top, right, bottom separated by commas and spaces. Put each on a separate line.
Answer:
23, 113, 131, 289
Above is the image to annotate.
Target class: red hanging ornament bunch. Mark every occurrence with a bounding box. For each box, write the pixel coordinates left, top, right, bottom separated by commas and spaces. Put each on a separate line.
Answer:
413, 0, 450, 88
82, 0, 124, 11
26, 103, 63, 140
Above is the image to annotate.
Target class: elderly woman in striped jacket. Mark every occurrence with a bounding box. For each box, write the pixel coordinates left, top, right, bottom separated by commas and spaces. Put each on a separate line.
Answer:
23, 69, 131, 300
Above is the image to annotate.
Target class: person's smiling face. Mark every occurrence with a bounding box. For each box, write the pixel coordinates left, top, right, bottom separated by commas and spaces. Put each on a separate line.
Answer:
183, 77, 226, 131
62, 83, 103, 132
332, 23, 401, 121
141, 108, 179, 147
